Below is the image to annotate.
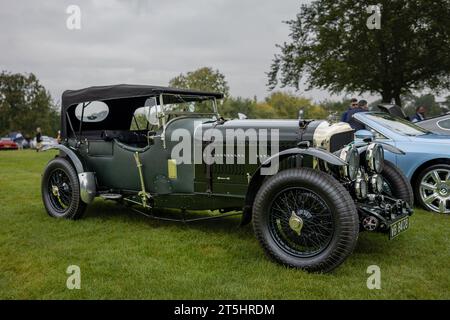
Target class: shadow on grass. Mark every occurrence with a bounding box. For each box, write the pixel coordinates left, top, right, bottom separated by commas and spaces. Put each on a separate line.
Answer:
84, 199, 403, 257
353, 232, 402, 256
84, 199, 254, 238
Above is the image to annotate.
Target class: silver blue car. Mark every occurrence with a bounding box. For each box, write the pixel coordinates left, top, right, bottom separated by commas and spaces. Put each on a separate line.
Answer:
416, 113, 450, 135
354, 112, 450, 214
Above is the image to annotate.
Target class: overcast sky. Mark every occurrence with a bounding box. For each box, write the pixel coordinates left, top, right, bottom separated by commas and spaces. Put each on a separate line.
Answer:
0, 0, 351, 104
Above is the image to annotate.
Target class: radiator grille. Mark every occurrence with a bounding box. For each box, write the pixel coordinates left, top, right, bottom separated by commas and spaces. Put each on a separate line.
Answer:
329, 131, 354, 152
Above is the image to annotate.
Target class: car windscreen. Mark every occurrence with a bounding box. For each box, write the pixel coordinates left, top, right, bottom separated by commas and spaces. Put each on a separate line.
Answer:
365, 113, 430, 136
162, 94, 217, 115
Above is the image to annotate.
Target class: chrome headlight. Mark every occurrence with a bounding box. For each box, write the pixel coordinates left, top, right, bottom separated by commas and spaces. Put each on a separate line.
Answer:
355, 175, 368, 199
366, 143, 384, 173
340, 145, 359, 180
369, 174, 383, 193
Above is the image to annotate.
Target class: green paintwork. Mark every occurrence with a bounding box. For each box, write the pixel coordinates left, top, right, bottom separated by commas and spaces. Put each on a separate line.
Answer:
69, 115, 306, 210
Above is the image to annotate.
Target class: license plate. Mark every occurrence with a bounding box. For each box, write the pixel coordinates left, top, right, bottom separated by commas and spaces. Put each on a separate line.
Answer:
389, 216, 409, 239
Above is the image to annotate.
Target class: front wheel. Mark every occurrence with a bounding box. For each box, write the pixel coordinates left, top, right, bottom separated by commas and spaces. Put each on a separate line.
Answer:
415, 163, 450, 214
41, 157, 86, 219
252, 168, 359, 273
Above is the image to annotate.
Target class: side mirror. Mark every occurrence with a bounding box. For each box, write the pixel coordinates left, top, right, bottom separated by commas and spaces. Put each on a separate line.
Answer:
355, 129, 375, 142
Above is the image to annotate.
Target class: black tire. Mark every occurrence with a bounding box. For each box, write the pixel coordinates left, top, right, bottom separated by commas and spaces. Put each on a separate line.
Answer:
415, 163, 450, 214
41, 157, 86, 219
381, 160, 414, 207
252, 168, 359, 273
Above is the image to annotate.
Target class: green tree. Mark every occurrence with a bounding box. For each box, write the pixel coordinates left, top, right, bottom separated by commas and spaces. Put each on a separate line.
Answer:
320, 99, 352, 115
268, 0, 450, 107
0, 71, 59, 137
264, 91, 327, 119
265, 91, 310, 119
304, 105, 329, 120
403, 93, 443, 118
221, 96, 256, 119
253, 102, 279, 119
169, 67, 230, 98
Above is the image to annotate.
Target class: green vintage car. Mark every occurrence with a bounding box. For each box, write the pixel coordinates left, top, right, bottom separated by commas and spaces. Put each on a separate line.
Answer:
41, 84, 413, 272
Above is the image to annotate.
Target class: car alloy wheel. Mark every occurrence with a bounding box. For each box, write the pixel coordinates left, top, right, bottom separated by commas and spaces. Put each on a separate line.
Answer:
419, 168, 450, 214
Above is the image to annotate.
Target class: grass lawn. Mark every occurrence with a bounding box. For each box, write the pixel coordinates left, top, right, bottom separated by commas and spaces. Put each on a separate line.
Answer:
0, 150, 448, 299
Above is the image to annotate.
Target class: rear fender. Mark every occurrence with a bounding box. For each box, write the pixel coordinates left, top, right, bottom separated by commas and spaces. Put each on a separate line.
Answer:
42, 144, 96, 204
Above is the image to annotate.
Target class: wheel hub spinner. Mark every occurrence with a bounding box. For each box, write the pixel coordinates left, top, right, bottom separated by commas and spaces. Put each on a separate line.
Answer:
289, 211, 304, 236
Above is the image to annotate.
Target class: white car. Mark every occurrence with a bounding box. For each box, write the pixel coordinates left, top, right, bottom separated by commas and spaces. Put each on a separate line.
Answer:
30, 136, 58, 149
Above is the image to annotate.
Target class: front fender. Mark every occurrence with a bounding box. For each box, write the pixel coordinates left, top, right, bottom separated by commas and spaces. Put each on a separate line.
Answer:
42, 144, 96, 204
261, 147, 348, 169
241, 147, 347, 226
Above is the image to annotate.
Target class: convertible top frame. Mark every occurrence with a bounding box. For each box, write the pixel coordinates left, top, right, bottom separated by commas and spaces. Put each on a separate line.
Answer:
61, 84, 223, 139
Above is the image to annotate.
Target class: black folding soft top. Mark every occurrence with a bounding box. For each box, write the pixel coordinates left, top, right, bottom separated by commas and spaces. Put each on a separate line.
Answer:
61, 84, 224, 110
60, 84, 224, 138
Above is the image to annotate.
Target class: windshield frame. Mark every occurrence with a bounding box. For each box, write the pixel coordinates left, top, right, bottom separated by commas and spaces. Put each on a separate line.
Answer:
160, 93, 219, 117
159, 94, 220, 149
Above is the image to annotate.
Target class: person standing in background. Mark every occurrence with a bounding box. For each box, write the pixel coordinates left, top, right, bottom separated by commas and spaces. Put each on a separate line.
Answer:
56, 130, 61, 144
411, 106, 427, 123
14, 133, 24, 150
341, 98, 358, 123
347, 100, 369, 131
35, 127, 42, 152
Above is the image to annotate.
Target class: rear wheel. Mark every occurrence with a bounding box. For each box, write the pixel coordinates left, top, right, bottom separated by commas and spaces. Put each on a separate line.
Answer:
415, 164, 450, 214
252, 168, 359, 273
41, 157, 86, 219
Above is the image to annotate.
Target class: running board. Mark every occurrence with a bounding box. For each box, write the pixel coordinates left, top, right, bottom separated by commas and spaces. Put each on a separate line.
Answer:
100, 193, 123, 200
130, 207, 241, 223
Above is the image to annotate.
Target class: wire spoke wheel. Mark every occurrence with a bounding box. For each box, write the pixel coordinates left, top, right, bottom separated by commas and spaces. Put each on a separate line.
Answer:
42, 158, 86, 219
47, 168, 73, 213
269, 187, 334, 257
252, 168, 358, 272
419, 168, 450, 214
